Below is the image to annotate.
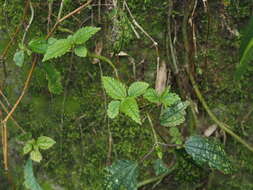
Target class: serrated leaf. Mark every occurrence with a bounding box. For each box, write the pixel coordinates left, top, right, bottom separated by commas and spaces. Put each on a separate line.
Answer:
37, 136, 56, 150
42, 39, 72, 62
153, 159, 169, 176
160, 101, 189, 127
107, 100, 120, 119
128, 81, 149, 97
143, 88, 160, 103
24, 159, 42, 190
104, 160, 138, 190
48, 37, 57, 45
120, 97, 141, 124
185, 136, 233, 174
43, 63, 63, 94
74, 45, 88, 57
72, 26, 100, 45
28, 37, 48, 54
13, 50, 25, 67
102, 76, 127, 100
30, 149, 42, 163
23, 139, 35, 155
160, 89, 181, 107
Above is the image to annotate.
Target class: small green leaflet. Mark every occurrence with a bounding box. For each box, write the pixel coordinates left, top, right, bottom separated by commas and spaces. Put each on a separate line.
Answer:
120, 97, 141, 124
37, 136, 56, 150
143, 88, 160, 103
185, 136, 233, 174
24, 159, 42, 190
23, 139, 35, 155
128, 82, 149, 97
102, 76, 127, 100
30, 148, 42, 163
107, 100, 121, 119
153, 159, 169, 176
74, 45, 88, 57
104, 160, 139, 190
43, 63, 63, 94
13, 50, 25, 67
72, 26, 101, 45
169, 127, 183, 145
160, 89, 181, 107
28, 37, 48, 54
160, 101, 189, 127
43, 39, 72, 62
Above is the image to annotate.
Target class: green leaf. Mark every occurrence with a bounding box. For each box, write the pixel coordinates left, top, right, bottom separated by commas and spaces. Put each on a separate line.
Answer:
72, 26, 100, 45
28, 37, 47, 54
169, 127, 183, 145
120, 97, 141, 124
30, 149, 42, 163
185, 136, 233, 174
160, 89, 181, 107
24, 159, 42, 190
102, 76, 127, 100
43, 63, 63, 94
13, 50, 25, 67
128, 81, 149, 97
42, 39, 72, 62
104, 160, 138, 190
74, 45, 88, 57
107, 100, 121, 119
160, 101, 189, 127
143, 88, 160, 103
23, 139, 35, 155
153, 159, 169, 176
37, 136, 56, 150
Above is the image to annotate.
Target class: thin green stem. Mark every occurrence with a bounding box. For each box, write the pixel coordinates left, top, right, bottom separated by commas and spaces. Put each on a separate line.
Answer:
88, 52, 119, 78
137, 164, 177, 188
188, 71, 253, 153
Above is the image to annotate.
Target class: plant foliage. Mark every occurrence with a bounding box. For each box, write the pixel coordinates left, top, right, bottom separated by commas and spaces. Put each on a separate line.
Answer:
104, 160, 139, 190
184, 136, 233, 174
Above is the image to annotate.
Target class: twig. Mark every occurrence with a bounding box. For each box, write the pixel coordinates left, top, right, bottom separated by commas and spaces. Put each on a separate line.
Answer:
188, 71, 253, 152
47, 0, 53, 33
0, 89, 10, 107
123, 0, 160, 66
0, 100, 25, 133
88, 52, 119, 78
57, 0, 65, 21
21, 1, 34, 44
137, 164, 177, 188
47, 0, 93, 39
0, 0, 29, 59
166, 0, 179, 74
2, 56, 37, 125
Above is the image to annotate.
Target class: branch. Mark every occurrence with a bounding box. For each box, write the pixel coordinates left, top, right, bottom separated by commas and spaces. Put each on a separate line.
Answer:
188, 71, 253, 153
47, 0, 93, 39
